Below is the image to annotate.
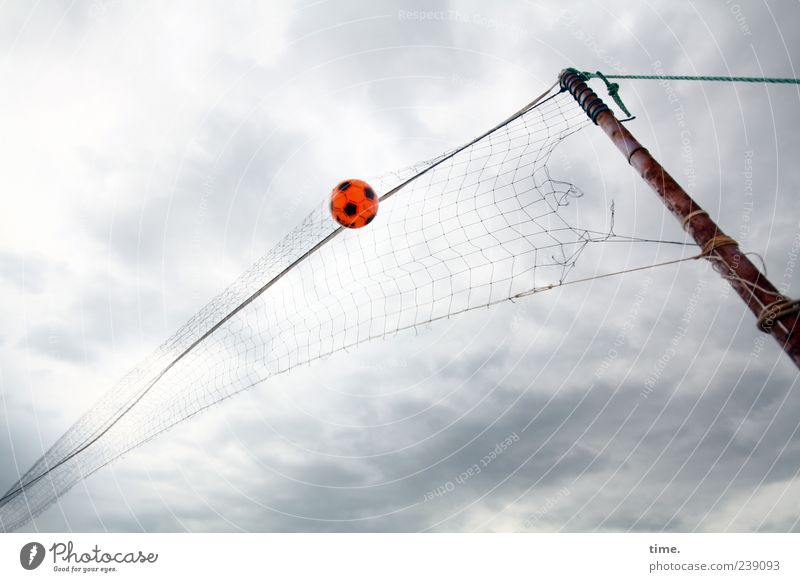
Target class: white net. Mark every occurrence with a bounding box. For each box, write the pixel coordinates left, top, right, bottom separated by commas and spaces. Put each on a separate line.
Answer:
1, 89, 601, 531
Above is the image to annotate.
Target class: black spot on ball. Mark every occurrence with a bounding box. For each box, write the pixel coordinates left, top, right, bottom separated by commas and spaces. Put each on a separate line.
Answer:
338, 181, 352, 192
364, 213, 375, 225
364, 187, 375, 200
344, 202, 357, 216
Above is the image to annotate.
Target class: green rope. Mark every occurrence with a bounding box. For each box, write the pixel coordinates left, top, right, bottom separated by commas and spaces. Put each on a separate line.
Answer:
580, 71, 800, 85
593, 70, 633, 119
572, 69, 800, 121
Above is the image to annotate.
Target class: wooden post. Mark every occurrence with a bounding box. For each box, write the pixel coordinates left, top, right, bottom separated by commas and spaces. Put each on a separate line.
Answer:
559, 68, 800, 368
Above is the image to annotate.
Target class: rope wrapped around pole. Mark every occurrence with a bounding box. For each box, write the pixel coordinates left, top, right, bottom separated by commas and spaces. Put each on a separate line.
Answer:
559, 68, 800, 368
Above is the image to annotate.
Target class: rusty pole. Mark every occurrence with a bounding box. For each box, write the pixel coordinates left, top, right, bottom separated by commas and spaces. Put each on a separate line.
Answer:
559, 68, 800, 368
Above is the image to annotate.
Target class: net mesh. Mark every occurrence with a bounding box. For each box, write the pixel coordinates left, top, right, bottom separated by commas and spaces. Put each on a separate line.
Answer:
1, 90, 597, 531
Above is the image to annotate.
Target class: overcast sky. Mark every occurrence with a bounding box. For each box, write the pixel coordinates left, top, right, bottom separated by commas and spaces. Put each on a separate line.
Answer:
1, 0, 799, 532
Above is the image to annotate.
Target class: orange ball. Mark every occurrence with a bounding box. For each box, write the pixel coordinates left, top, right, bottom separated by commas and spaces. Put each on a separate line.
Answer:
330, 179, 379, 229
